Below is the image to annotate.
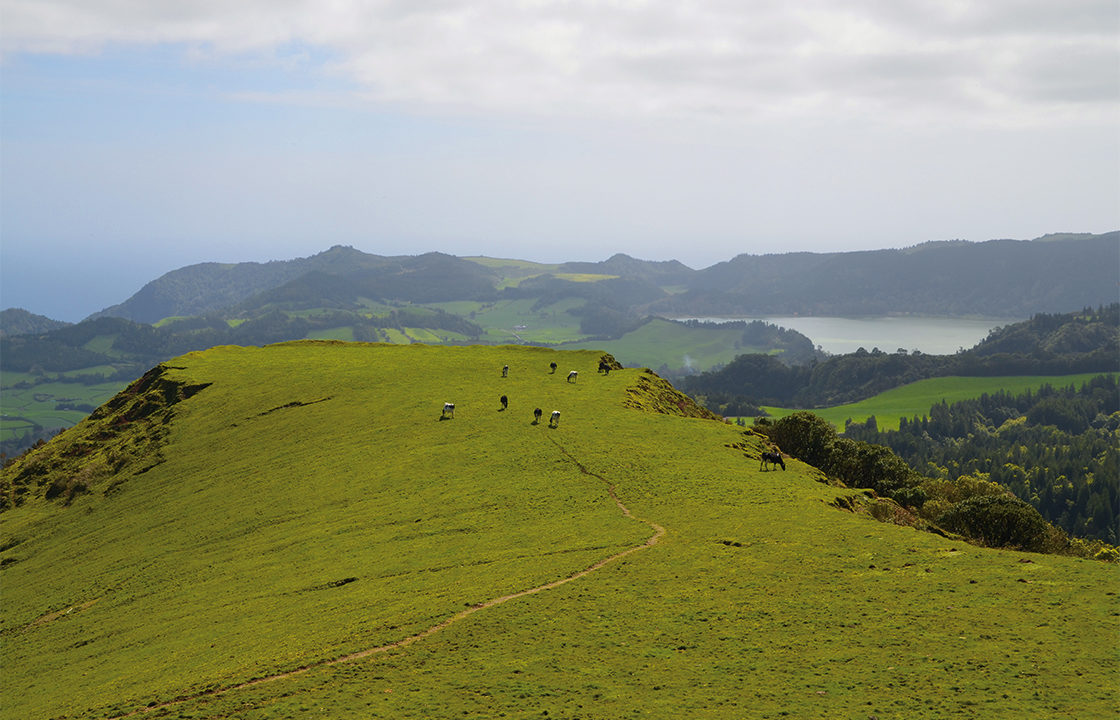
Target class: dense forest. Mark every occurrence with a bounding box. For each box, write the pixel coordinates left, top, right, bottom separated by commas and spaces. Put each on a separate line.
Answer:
842, 374, 1119, 543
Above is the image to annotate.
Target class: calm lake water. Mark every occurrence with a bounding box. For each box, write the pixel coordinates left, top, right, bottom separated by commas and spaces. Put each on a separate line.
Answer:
674, 316, 1023, 356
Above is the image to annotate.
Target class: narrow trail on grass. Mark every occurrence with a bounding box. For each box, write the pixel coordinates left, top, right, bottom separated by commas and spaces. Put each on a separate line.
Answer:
112, 439, 665, 719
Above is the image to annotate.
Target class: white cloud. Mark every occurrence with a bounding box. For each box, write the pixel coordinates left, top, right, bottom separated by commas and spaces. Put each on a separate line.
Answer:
2, 0, 1115, 126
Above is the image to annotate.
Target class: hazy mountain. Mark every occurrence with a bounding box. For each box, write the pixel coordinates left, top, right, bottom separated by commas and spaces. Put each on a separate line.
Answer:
82, 232, 1119, 324
234, 252, 500, 311
0, 308, 71, 337
651, 232, 1120, 317
85, 245, 393, 323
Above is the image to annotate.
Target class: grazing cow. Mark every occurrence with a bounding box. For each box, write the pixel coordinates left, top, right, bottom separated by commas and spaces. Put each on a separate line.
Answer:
549, 362, 558, 374
598, 360, 611, 375
567, 370, 578, 383
533, 407, 543, 424
500, 395, 508, 410
502, 365, 509, 377
441, 402, 455, 420
760, 451, 785, 471
549, 410, 561, 428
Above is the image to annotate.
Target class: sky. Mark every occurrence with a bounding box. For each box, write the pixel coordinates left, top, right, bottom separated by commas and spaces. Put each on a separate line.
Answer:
1, 1, 1117, 321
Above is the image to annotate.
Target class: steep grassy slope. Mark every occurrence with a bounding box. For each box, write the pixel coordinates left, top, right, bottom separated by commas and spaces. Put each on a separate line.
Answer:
1, 343, 1116, 719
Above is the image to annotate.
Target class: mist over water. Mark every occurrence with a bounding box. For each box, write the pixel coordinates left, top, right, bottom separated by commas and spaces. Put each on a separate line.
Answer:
674, 316, 1021, 356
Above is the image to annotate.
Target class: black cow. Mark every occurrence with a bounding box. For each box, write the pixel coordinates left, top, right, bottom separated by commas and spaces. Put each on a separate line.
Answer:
760, 451, 785, 471
500, 395, 508, 411
533, 407, 543, 424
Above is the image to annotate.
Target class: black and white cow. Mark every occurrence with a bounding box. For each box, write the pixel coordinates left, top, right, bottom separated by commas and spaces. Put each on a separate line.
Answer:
549, 410, 561, 427
502, 365, 509, 377
441, 402, 455, 419
567, 370, 578, 383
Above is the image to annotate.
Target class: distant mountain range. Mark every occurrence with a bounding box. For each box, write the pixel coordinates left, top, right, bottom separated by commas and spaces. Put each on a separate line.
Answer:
46, 231, 1115, 325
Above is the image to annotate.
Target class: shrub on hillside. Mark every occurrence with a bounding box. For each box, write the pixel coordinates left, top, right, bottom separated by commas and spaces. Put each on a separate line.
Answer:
937, 495, 1057, 552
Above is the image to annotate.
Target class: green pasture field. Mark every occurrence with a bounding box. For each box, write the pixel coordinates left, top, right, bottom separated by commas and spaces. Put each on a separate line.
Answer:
401, 327, 442, 343
1, 342, 1115, 719
461, 256, 561, 289
381, 328, 410, 344
0, 378, 124, 442
153, 316, 189, 327
426, 298, 590, 344
562, 317, 779, 373
552, 272, 618, 283
81, 333, 120, 355
758, 372, 1119, 431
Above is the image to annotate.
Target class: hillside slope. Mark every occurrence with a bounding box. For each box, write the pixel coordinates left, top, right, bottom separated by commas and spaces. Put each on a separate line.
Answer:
1, 343, 1116, 719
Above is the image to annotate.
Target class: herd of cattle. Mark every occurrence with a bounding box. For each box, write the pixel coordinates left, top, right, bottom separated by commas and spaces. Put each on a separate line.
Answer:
439, 359, 609, 428
439, 358, 787, 468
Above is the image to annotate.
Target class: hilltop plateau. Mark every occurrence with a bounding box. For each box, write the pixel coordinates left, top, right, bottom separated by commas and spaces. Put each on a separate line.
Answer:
1, 343, 1115, 719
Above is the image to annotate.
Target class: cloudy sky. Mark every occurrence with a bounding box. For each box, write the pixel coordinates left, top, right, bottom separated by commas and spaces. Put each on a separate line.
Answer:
2, 0, 1117, 320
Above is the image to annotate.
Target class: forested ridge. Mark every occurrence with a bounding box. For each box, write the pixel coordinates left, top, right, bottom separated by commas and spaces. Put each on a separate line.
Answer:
652, 232, 1119, 317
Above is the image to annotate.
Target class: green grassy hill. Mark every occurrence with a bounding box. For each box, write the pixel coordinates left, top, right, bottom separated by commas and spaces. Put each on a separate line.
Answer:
1, 343, 1116, 719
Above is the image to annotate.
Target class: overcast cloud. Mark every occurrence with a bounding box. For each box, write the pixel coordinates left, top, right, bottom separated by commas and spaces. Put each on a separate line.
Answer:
6, 0, 1116, 123
1, 1, 1117, 320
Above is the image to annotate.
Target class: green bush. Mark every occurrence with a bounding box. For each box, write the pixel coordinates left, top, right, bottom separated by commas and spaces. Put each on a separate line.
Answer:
937, 495, 1054, 552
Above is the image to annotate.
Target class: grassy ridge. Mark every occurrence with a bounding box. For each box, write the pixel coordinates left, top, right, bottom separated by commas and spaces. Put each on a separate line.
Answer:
760, 372, 1117, 431
2, 343, 1116, 719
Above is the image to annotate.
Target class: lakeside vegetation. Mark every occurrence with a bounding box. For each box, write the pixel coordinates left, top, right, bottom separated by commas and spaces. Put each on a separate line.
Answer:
2, 342, 1116, 719
684, 305, 1117, 409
